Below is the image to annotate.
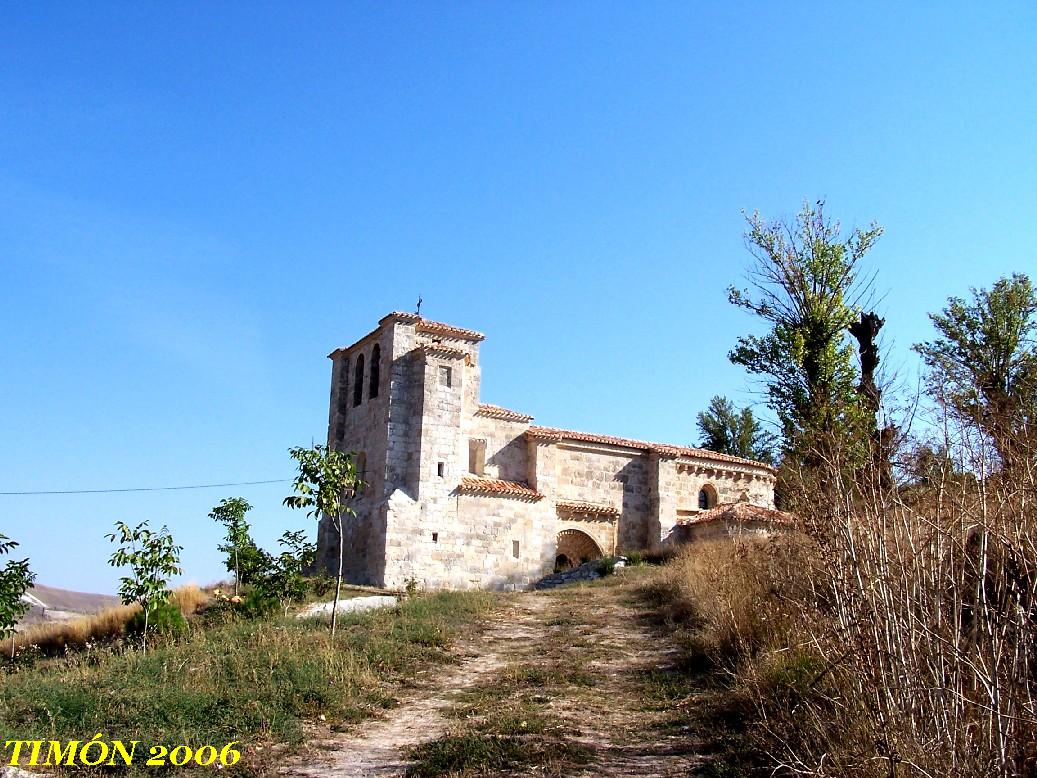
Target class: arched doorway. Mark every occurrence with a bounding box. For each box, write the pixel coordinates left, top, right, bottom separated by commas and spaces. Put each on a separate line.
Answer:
555, 528, 604, 571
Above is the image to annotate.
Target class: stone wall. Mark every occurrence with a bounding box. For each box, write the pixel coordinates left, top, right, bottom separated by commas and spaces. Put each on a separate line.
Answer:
672, 519, 783, 544
670, 461, 774, 524
544, 442, 655, 551
466, 414, 530, 483
383, 493, 554, 590
319, 322, 396, 585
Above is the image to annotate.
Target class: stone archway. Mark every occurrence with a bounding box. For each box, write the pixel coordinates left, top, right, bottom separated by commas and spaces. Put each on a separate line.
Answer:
555, 528, 604, 571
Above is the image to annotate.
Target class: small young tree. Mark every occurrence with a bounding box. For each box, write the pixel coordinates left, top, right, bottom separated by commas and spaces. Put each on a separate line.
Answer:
106, 521, 182, 654
210, 497, 266, 595
255, 530, 316, 617
284, 444, 363, 637
696, 395, 777, 464
0, 534, 35, 658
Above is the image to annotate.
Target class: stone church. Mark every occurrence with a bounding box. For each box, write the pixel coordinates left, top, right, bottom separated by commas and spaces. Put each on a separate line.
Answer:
315, 312, 776, 590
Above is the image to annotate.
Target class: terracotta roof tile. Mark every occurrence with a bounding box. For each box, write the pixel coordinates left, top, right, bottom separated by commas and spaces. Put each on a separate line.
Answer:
330, 312, 485, 358
379, 311, 421, 324
476, 404, 534, 423
419, 345, 468, 359
415, 319, 485, 342
456, 477, 543, 500
527, 426, 774, 471
556, 500, 620, 518
677, 502, 795, 526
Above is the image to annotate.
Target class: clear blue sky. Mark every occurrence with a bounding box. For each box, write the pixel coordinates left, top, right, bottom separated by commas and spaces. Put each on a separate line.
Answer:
2, 3, 1035, 593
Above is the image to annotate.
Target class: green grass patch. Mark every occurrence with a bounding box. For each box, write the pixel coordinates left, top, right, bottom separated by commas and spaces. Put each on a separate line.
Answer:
406, 730, 592, 777
636, 667, 698, 703
416, 654, 598, 777
406, 732, 532, 776
0, 590, 495, 775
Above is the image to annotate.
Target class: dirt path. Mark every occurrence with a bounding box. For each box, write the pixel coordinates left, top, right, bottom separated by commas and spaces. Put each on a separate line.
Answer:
282, 569, 701, 777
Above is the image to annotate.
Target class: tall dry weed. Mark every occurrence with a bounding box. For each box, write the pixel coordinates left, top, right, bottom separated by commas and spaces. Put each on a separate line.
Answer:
4, 585, 210, 657
660, 438, 1036, 774
771, 420, 1037, 776
660, 538, 817, 670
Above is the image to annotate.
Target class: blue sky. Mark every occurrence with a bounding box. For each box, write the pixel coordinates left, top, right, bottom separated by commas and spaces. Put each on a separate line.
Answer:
2, 3, 1035, 593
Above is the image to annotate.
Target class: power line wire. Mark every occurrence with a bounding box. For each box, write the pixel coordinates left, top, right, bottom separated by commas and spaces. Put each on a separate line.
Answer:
0, 479, 289, 496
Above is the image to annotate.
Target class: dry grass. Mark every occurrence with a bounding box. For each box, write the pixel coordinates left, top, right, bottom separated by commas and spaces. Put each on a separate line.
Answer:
169, 583, 209, 615
5, 602, 142, 656
654, 456, 1037, 777
3, 585, 210, 657
652, 538, 815, 669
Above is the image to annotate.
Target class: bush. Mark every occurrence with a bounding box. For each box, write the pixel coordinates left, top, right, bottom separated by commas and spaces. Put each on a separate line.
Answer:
596, 558, 617, 577
240, 588, 279, 619
125, 600, 187, 640
310, 571, 335, 597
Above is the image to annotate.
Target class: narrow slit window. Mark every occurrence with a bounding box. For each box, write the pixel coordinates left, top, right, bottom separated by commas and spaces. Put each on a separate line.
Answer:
437, 462, 445, 477
353, 353, 365, 407
512, 540, 520, 559
438, 365, 452, 387
369, 344, 381, 399
431, 532, 438, 543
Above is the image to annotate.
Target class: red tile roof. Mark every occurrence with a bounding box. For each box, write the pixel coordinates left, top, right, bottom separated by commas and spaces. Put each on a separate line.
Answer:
475, 403, 534, 423
456, 476, 543, 500
677, 502, 794, 526
527, 426, 774, 471
330, 313, 485, 357
556, 500, 620, 518
414, 319, 485, 342
419, 345, 468, 359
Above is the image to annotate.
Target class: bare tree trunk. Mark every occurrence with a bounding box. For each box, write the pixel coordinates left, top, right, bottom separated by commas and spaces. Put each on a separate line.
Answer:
331, 514, 343, 638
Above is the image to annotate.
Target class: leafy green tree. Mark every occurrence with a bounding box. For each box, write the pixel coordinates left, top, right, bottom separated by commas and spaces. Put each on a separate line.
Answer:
728, 201, 881, 467
913, 273, 1037, 471
255, 530, 316, 617
284, 444, 363, 636
0, 534, 35, 657
210, 497, 268, 596
696, 395, 777, 465
106, 521, 183, 654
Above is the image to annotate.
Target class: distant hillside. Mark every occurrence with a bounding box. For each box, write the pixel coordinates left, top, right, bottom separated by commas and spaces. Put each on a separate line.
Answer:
18, 584, 120, 628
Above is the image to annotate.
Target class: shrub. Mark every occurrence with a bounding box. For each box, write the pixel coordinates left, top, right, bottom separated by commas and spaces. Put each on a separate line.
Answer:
596, 557, 617, 577
240, 588, 279, 619
310, 571, 335, 597
125, 600, 187, 640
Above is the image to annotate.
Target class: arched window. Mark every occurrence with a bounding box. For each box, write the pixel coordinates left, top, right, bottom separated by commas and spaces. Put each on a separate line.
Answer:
698, 484, 718, 510
353, 353, 365, 407
369, 344, 381, 399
